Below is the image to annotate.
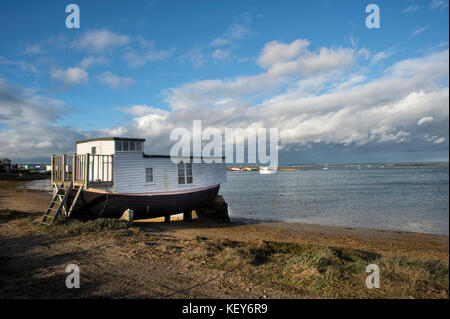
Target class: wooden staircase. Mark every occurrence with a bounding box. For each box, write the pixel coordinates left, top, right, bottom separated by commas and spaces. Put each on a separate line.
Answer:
41, 182, 84, 225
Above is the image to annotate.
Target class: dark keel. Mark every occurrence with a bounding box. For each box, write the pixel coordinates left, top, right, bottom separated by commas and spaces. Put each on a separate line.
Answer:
67, 185, 220, 219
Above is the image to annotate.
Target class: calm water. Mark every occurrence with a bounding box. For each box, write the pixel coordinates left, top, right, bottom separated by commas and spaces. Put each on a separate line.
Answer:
219, 167, 449, 235
24, 167, 449, 235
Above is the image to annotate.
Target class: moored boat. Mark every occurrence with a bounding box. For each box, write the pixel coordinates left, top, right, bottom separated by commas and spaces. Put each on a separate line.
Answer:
49, 137, 227, 219
259, 166, 277, 174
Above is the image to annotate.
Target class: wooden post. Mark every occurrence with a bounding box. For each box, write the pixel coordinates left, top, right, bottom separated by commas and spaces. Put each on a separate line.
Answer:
164, 215, 171, 223
50, 155, 54, 186
184, 210, 192, 222
85, 153, 90, 189
62, 154, 67, 181
111, 155, 114, 185
72, 153, 75, 184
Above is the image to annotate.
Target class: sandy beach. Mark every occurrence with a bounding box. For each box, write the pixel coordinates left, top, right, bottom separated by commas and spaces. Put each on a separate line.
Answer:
0, 179, 448, 299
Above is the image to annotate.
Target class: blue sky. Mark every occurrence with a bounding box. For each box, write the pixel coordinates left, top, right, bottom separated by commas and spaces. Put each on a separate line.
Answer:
0, 0, 449, 163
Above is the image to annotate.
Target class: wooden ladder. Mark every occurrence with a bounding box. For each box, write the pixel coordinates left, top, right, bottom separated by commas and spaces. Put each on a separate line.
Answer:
41, 182, 73, 225
67, 183, 84, 218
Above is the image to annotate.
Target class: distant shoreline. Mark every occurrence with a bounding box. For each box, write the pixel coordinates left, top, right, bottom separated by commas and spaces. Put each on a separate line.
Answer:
0, 173, 50, 181
227, 162, 449, 169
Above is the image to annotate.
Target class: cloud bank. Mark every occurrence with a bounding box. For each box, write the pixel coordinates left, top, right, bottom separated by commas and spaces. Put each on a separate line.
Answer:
1, 38, 448, 163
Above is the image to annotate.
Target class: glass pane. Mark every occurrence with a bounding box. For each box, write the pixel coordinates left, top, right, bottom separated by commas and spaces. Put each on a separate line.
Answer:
115, 141, 122, 151
186, 163, 192, 176
145, 168, 153, 182
178, 162, 185, 184
137, 142, 143, 151
186, 176, 193, 184
122, 141, 129, 151
130, 141, 136, 151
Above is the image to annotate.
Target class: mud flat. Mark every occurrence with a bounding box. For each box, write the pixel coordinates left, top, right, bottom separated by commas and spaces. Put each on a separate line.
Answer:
0, 180, 448, 299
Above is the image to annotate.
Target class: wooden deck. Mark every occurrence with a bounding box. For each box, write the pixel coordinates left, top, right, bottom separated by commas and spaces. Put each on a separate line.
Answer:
51, 153, 114, 189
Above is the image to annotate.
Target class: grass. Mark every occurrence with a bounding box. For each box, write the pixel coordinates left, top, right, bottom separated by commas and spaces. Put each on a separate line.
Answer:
195, 239, 449, 298
40, 216, 131, 235
0, 209, 32, 220
2, 208, 448, 298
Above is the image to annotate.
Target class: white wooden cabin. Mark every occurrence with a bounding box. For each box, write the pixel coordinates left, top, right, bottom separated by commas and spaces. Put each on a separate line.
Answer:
73, 137, 227, 194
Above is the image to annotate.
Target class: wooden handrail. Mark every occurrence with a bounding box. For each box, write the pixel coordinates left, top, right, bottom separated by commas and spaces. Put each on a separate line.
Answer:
51, 153, 114, 188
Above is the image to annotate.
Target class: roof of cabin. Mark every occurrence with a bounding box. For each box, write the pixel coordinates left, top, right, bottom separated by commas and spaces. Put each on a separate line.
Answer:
76, 137, 146, 144
143, 154, 226, 159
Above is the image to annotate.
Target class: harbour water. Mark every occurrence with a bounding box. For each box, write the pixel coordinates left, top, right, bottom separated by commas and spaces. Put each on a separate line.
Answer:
24, 166, 449, 235
220, 166, 449, 235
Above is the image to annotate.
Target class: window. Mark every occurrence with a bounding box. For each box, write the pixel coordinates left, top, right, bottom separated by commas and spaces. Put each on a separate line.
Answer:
178, 162, 193, 184
130, 141, 136, 151
145, 168, 153, 183
178, 162, 185, 184
115, 141, 122, 151
186, 163, 193, 184
137, 142, 143, 151
122, 141, 129, 151
91, 147, 96, 155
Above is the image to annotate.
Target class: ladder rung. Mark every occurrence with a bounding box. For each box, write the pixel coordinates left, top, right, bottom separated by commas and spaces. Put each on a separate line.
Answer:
42, 182, 74, 225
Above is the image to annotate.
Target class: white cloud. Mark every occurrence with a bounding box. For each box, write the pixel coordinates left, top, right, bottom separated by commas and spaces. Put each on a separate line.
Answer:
258, 39, 311, 68
257, 39, 355, 76
79, 56, 109, 69
212, 48, 233, 61
411, 25, 429, 37
123, 38, 174, 67
1, 40, 448, 161
417, 116, 434, 125
179, 48, 209, 68
0, 56, 38, 73
402, 5, 420, 13
107, 48, 448, 156
115, 104, 169, 116
23, 44, 44, 54
357, 48, 371, 59
0, 78, 83, 160
76, 30, 130, 52
371, 48, 395, 64
430, 0, 449, 11
97, 71, 135, 89
210, 13, 254, 47
51, 67, 88, 86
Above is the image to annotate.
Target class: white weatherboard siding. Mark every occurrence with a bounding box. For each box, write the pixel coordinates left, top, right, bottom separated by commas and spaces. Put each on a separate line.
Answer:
113, 153, 227, 194
76, 140, 115, 155
76, 141, 115, 185
75, 139, 227, 194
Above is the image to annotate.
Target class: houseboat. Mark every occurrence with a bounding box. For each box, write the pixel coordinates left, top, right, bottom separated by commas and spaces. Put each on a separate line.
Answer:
47, 137, 227, 221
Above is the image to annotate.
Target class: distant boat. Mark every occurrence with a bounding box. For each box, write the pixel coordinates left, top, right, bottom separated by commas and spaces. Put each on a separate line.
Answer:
259, 166, 277, 174
230, 167, 244, 171
322, 163, 329, 170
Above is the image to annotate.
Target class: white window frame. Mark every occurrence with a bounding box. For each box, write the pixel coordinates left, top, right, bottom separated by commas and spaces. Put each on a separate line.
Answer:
115, 140, 122, 151
177, 162, 193, 185
115, 140, 142, 152
145, 167, 154, 183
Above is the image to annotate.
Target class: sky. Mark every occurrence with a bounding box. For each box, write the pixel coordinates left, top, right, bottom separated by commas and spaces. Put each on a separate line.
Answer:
0, 0, 449, 164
